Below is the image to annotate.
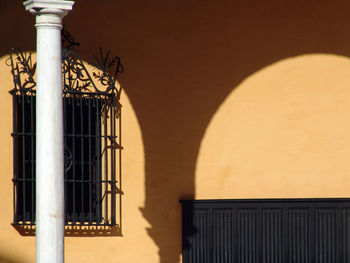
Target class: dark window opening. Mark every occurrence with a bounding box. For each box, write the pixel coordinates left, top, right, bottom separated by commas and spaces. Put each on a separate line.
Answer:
64, 95, 103, 224
13, 93, 104, 225
13, 94, 36, 224
11, 91, 122, 233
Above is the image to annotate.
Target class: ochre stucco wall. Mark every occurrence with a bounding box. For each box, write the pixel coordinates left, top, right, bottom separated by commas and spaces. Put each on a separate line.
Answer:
2, 53, 350, 263
2, 1, 350, 263
196, 54, 350, 199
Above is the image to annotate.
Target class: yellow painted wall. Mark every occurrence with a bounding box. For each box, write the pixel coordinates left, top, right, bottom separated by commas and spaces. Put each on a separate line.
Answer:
196, 54, 350, 199
2, 1, 350, 263
2, 53, 350, 262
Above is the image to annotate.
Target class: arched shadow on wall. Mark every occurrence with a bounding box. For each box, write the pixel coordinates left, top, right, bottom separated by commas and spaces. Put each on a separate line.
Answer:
2, 0, 350, 262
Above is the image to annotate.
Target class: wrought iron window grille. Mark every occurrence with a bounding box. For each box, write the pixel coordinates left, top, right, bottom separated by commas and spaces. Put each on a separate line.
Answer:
8, 30, 124, 236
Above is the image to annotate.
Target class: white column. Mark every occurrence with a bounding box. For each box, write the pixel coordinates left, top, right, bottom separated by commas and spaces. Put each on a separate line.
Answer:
23, 1, 74, 263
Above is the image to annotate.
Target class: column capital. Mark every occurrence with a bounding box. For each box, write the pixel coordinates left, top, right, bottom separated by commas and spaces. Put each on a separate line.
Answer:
24, 0, 74, 28
24, 0, 74, 17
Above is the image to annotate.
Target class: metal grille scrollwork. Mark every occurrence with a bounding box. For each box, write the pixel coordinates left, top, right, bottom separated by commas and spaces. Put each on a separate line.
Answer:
9, 30, 123, 236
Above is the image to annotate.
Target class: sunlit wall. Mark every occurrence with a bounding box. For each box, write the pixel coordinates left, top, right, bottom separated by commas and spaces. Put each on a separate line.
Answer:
196, 54, 350, 199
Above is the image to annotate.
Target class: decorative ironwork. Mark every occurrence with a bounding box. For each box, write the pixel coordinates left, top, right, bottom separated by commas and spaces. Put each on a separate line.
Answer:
9, 29, 124, 97
64, 145, 73, 173
9, 29, 123, 236
7, 48, 36, 94
62, 32, 123, 96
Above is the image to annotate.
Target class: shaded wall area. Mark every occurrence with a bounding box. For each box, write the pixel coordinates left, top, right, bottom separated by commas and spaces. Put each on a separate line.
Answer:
2, 0, 350, 262
0, 255, 24, 263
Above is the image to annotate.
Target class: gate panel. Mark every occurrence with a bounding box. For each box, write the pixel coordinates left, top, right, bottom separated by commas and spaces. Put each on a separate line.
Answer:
213, 209, 233, 263
237, 208, 258, 263
183, 209, 210, 263
315, 209, 337, 263
181, 199, 350, 263
262, 208, 283, 263
289, 208, 309, 263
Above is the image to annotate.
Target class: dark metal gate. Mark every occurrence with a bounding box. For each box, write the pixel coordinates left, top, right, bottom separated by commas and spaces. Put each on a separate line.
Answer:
181, 199, 350, 263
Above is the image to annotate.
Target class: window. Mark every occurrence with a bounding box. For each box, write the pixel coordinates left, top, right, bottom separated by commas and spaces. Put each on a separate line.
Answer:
9, 35, 123, 235
13, 94, 103, 224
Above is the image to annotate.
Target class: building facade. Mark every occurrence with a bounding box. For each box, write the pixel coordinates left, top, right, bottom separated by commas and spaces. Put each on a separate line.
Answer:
1, 0, 350, 262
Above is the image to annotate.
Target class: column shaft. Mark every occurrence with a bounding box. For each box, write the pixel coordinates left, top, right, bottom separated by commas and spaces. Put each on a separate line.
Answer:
23, 2, 74, 262
35, 15, 64, 263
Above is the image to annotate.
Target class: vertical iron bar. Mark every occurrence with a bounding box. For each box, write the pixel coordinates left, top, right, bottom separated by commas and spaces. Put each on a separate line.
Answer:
96, 97, 101, 223
63, 69, 67, 224
31, 93, 35, 224
22, 92, 26, 223
104, 96, 108, 224
63, 95, 67, 224
80, 96, 84, 222
111, 95, 116, 225
12, 94, 17, 224
88, 97, 92, 224
72, 96, 76, 224
119, 104, 122, 230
